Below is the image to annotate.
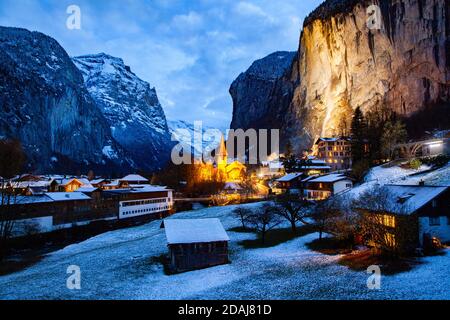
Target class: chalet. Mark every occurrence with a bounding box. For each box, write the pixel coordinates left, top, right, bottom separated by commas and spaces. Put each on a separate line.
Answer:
315, 137, 356, 171
163, 218, 230, 273
52, 178, 84, 192
13, 180, 52, 195
90, 179, 108, 188
299, 159, 331, 176
303, 174, 353, 201
102, 179, 129, 190
357, 185, 450, 253
275, 173, 303, 193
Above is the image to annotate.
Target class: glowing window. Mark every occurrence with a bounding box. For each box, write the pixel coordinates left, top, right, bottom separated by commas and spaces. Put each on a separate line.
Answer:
385, 233, 396, 247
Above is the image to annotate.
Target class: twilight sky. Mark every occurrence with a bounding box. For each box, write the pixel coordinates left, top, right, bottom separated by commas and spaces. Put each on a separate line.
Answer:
0, 0, 322, 128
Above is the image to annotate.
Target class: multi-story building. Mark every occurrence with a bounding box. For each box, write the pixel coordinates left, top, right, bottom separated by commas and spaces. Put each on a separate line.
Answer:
315, 137, 353, 171
7, 186, 174, 238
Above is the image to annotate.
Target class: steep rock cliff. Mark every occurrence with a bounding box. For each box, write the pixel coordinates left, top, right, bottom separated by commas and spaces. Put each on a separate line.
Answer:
231, 0, 450, 152
0, 27, 130, 172
230, 51, 297, 131
288, 0, 450, 150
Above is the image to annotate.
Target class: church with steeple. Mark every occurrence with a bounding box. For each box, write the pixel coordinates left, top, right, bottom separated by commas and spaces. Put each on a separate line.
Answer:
215, 135, 247, 183
195, 135, 247, 184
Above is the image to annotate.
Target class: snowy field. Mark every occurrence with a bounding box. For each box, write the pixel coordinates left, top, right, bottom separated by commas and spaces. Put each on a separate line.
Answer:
0, 201, 449, 300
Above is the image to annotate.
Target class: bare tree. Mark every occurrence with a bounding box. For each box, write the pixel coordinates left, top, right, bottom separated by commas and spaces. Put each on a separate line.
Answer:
247, 203, 283, 244
0, 139, 26, 260
352, 185, 411, 255
312, 195, 358, 242
232, 207, 252, 230
274, 192, 311, 233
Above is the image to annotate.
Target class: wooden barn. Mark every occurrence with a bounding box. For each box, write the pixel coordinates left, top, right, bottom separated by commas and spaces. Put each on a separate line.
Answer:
163, 219, 230, 273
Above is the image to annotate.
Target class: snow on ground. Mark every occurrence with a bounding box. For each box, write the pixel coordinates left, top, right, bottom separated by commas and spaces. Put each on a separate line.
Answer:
0, 202, 449, 300
348, 162, 450, 198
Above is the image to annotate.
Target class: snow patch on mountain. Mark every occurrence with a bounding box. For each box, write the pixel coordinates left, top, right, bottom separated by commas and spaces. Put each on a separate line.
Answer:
73, 53, 172, 171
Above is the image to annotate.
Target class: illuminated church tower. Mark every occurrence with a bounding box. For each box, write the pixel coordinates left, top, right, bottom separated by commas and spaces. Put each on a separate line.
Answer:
216, 135, 228, 169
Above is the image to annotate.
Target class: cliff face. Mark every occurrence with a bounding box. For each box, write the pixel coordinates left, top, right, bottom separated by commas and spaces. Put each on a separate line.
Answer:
73, 54, 173, 172
288, 0, 450, 150
0, 27, 130, 172
230, 51, 297, 131
231, 0, 450, 152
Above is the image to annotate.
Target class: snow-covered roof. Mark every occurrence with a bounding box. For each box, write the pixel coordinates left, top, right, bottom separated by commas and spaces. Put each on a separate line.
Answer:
74, 187, 99, 193
90, 179, 106, 185
54, 178, 82, 186
14, 181, 51, 188
276, 173, 303, 182
77, 178, 92, 186
107, 185, 169, 194
104, 179, 120, 187
306, 174, 350, 183
12, 195, 54, 205
120, 174, 149, 182
379, 185, 449, 215
164, 219, 230, 245
45, 192, 91, 201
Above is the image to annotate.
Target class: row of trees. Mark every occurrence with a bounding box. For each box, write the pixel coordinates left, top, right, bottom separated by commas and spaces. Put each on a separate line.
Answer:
233, 193, 312, 244
350, 105, 408, 181
234, 186, 408, 255
351, 106, 408, 163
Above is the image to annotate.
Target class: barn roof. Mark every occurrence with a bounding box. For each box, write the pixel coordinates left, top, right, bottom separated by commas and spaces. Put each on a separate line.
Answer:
164, 218, 230, 245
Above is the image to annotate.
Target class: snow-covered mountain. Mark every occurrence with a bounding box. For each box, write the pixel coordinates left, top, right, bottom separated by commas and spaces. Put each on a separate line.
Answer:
167, 120, 224, 156
0, 27, 133, 173
73, 53, 173, 171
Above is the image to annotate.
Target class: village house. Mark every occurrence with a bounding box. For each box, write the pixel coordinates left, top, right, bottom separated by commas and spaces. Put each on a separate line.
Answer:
357, 185, 450, 253
303, 173, 353, 201
299, 159, 331, 176
315, 137, 355, 171
52, 178, 84, 192
163, 218, 230, 273
274, 173, 303, 194
101, 179, 129, 190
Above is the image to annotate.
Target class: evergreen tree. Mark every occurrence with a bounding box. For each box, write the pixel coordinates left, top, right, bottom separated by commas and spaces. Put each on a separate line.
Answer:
350, 107, 367, 163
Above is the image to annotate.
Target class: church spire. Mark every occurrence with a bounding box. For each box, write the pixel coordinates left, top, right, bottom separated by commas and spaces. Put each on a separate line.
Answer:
216, 134, 228, 167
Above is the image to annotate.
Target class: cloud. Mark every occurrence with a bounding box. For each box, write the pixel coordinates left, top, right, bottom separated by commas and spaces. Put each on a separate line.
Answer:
171, 11, 203, 29
234, 2, 273, 22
